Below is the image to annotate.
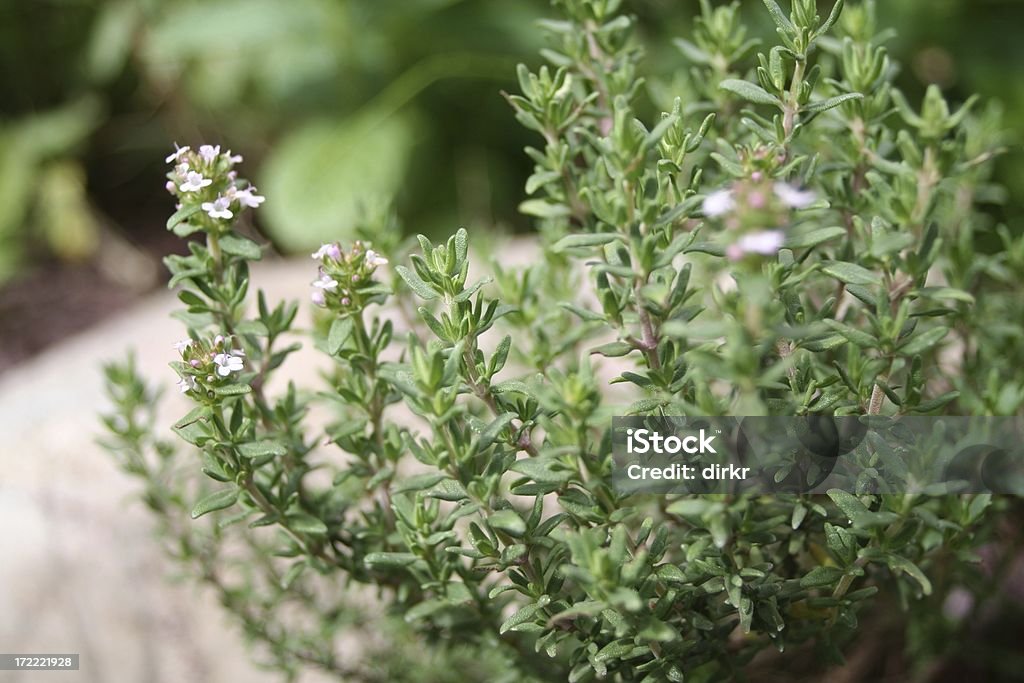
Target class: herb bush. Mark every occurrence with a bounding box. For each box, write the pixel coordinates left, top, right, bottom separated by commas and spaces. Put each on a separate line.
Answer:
100, 1, 1023, 680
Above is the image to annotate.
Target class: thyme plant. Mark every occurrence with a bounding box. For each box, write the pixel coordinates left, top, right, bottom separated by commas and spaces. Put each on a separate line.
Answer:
101, 1, 1023, 680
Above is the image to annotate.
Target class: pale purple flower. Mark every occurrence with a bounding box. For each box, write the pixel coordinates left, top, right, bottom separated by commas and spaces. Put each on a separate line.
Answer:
213, 353, 244, 377
165, 144, 190, 164
165, 180, 177, 194
774, 182, 816, 209
365, 249, 388, 267
341, 296, 351, 306
189, 359, 201, 368
199, 144, 221, 163
311, 290, 326, 307
702, 189, 735, 217
177, 375, 198, 393
313, 273, 339, 292
180, 171, 212, 193
173, 339, 192, 353
214, 335, 225, 346
311, 243, 342, 260
727, 230, 785, 260
174, 162, 190, 177
202, 196, 234, 220
225, 150, 243, 164
235, 187, 265, 208
942, 587, 974, 621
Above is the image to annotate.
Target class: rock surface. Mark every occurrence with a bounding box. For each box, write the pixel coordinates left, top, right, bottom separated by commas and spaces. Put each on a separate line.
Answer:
0, 258, 337, 683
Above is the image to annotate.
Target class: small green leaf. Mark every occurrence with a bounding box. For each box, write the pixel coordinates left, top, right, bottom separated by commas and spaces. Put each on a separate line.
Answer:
786, 226, 846, 249
489, 509, 527, 537
822, 261, 882, 286
286, 513, 328, 535
886, 554, 932, 595
395, 265, 439, 300
365, 552, 420, 568
499, 597, 550, 634
824, 319, 878, 349
219, 234, 263, 260
519, 199, 572, 218
213, 384, 252, 396
719, 79, 781, 107
804, 92, 863, 115
478, 412, 517, 451
591, 341, 635, 357
167, 204, 200, 231
898, 327, 948, 356
552, 233, 621, 252
800, 565, 845, 588
328, 317, 354, 355
237, 440, 287, 459
191, 487, 238, 519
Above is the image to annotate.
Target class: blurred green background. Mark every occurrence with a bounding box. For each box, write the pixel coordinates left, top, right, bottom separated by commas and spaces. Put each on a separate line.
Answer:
1, 0, 1021, 364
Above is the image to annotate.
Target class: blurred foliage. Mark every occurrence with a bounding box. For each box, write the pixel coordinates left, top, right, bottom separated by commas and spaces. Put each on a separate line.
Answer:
0, 0, 1021, 284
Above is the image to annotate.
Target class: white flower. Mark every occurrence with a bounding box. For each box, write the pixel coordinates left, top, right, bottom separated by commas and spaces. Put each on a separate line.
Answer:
213, 353, 244, 377
235, 187, 265, 208
173, 339, 192, 353
165, 144, 190, 163
177, 375, 198, 393
702, 189, 735, 217
202, 196, 234, 220
226, 150, 243, 164
365, 249, 389, 267
774, 182, 816, 209
199, 144, 221, 163
165, 180, 177, 194
180, 171, 212, 192
311, 243, 341, 260
311, 290, 326, 307
313, 273, 338, 291
727, 230, 785, 260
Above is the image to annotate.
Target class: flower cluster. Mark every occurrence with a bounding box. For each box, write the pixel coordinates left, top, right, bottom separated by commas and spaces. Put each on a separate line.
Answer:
165, 144, 264, 232
309, 240, 389, 311
172, 335, 246, 396
702, 171, 817, 261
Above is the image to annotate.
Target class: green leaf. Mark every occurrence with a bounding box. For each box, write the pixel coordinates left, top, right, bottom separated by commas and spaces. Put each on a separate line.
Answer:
519, 199, 572, 218
395, 265, 439, 300
328, 317, 354, 355
762, 0, 795, 33
804, 92, 863, 115
822, 261, 882, 286
591, 341, 635, 357
364, 552, 420, 569
800, 565, 845, 588
219, 234, 263, 260
478, 412, 517, 451
552, 232, 621, 252
286, 513, 328, 535
499, 597, 549, 634
427, 479, 469, 502
824, 319, 878, 349
213, 384, 252, 396
166, 204, 201, 231
886, 554, 932, 595
191, 487, 238, 519
898, 327, 948, 356
392, 473, 446, 495
237, 440, 288, 459
786, 226, 846, 249
488, 509, 526, 537
719, 79, 781, 107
